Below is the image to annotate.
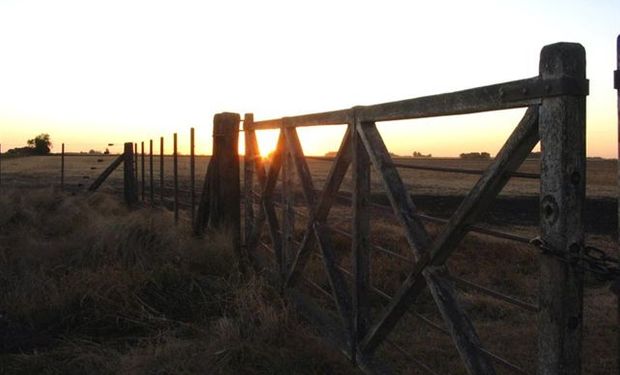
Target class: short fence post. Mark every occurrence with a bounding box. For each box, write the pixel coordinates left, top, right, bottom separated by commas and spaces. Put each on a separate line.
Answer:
173, 132, 179, 224
149, 139, 154, 204
134, 143, 138, 182
123, 142, 138, 205
190, 127, 196, 224
60, 143, 65, 190
160, 137, 164, 204
141, 141, 145, 201
537, 42, 586, 375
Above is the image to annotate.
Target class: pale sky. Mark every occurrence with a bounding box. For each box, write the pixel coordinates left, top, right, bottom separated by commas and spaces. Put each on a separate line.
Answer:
0, 0, 618, 157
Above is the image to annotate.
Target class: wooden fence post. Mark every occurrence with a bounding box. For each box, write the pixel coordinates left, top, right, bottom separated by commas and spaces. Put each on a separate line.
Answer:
149, 139, 154, 204
160, 137, 164, 204
141, 141, 145, 201
195, 113, 241, 250
134, 143, 138, 182
538, 42, 586, 375
210, 113, 240, 232
190, 127, 196, 224
60, 143, 65, 190
123, 142, 138, 205
174, 132, 179, 224
243, 114, 255, 244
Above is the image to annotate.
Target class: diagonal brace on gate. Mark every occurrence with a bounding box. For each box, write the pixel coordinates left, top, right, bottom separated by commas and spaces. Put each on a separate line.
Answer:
358, 108, 540, 374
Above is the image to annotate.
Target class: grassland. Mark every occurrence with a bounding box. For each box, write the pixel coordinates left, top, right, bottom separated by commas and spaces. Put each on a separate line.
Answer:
0, 155, 617, 374
0, 188, 357, 374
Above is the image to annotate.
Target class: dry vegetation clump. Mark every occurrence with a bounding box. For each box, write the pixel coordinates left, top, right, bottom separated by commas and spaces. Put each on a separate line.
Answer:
0, 188, 357, 375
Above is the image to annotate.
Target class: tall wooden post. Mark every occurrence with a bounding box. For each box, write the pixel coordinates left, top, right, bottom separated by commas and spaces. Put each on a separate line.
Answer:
123, 142, 138, 205
209, 113, 240, 231
149, 139, 154, 204
160, 137, 164, 204
243, 114, 255, 244
190, 127, 196, 224
195, 113, 241, 248
0, 144, 2, 188
537, 43, 586, 375
173, 132, 179, 224
60, 143, 65, 190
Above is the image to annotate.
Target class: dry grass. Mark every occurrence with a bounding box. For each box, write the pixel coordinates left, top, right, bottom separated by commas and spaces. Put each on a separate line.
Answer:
0, 188, 357, 375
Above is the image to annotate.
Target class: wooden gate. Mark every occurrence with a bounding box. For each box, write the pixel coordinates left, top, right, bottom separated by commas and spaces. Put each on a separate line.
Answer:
242, 42, 588, 374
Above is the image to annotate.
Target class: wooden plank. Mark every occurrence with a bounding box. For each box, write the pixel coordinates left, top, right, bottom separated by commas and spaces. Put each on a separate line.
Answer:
261, 132, 285, 277
123, 142, 138, 205
356, 77, 540, 122
88, 153, 124, 192
284, 125, 352, 289
428, 107, 538, 266
283, 126, 317, 209
352, 120, 371, 354
251, 109, 350, 130
313, 222, 354, 353
357, 122, 495, 374
248, 77, 557, 130
537, 42, 586, 375
282, 140, 295, 275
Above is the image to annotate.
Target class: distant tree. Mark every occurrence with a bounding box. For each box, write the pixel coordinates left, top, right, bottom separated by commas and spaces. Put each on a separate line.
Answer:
88, 149, 102, 155
26, 134, 52, 155
459, 152, 491, 160
104, 148, 110, 155
412, 151, 432, 158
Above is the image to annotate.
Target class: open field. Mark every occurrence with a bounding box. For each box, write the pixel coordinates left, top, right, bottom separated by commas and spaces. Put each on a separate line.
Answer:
1, 155, 618, 374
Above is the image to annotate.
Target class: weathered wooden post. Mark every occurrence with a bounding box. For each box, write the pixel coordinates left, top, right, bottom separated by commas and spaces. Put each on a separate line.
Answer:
190, 127, 196, 224
195, 113, 241, 252
243, 113, 255, 244
141, 141, 145, 201
160, 137, 164, 204
60, 143, 65, 190
210, 113, 240, 231
149, 139, 154, 204
538, 42, 587, 375
173, 132, 179, 224
0, 144, 2, 188
123, 142, 138, 205
134, 143, 138, 182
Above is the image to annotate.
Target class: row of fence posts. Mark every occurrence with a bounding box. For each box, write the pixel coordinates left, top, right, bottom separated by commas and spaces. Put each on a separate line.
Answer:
121, 128, 199, 226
